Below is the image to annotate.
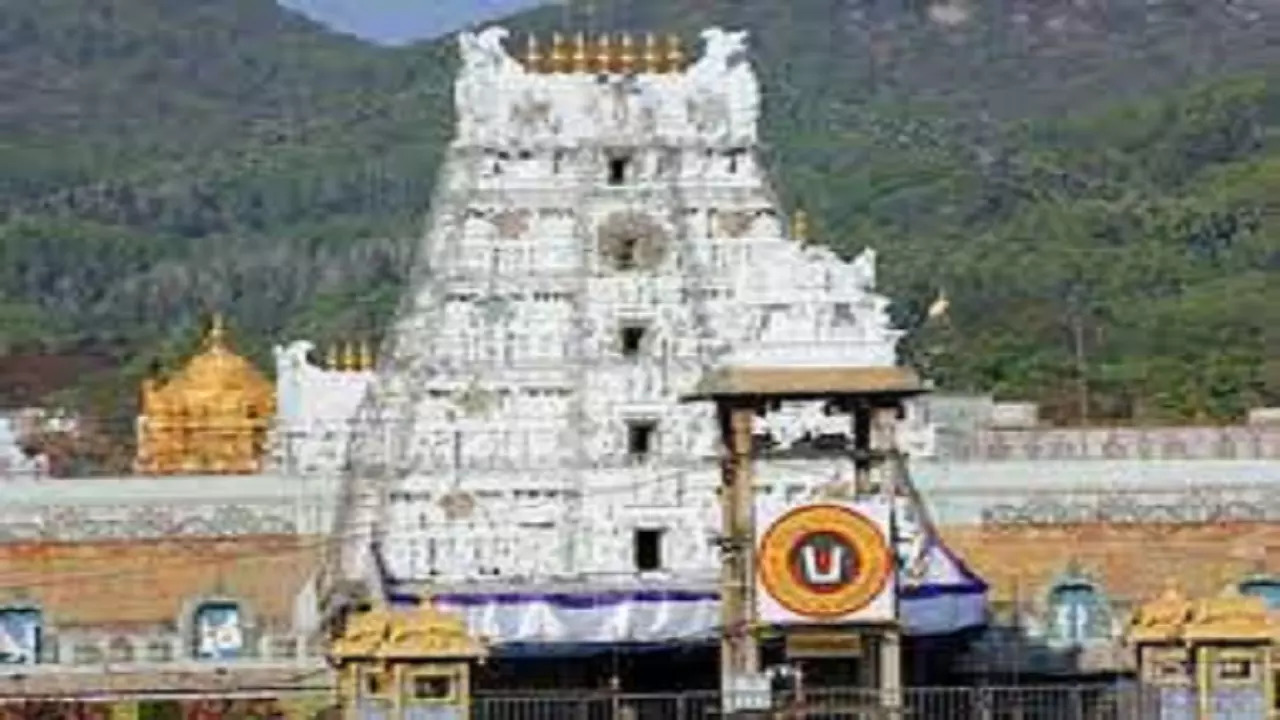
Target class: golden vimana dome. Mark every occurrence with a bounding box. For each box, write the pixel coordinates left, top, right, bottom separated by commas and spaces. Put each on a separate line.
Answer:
134, 314, 276, 476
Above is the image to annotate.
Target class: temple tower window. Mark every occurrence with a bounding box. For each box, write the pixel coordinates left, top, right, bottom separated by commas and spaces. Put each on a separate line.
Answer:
633, 528, 665, 572
625, 419, 657, 462
619, 322, 649, 358
606, 150, 633, 185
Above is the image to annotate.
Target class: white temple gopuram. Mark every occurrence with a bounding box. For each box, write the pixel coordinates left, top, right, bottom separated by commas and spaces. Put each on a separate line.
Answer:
302, 26, 987, 649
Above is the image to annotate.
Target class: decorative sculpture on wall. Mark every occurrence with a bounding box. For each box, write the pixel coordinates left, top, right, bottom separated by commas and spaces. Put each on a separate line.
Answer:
597, 212, 670, 271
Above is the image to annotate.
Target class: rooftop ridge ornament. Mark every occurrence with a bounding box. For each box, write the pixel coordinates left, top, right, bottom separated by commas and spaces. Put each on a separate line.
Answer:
665, 33, 684, 70
205, 313, 227, 349
643, 32, 661, 73
341, 342, 358, 372
524, 33, 543, 72
617, 33, 636, 74
550, 32, 569, 72
514, 30, 687, 73
594, 33, 612, 74
792, 209, 809, 244
572, 32, 589, 72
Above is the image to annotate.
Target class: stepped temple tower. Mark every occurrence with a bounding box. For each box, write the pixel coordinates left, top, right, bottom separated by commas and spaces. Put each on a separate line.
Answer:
322, 26, 985, 683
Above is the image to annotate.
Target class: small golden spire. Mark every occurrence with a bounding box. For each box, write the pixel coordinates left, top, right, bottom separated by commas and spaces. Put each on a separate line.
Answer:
665, 34, 684, 71
792, 209, 809, 243
572, 32, 589, 72
550, 32, 568, 73
325, 344, 339, 370
617, 33, 636, 74
358, 341, 374, 371
340, 342, 357, 371
524, 33, 542, 72
595, 33, 612, 73
643, 32, 661, 73
206, 313, 227, 347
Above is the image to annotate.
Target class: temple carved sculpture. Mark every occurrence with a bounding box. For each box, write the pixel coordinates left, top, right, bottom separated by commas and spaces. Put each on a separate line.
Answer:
135, 315, 276, 475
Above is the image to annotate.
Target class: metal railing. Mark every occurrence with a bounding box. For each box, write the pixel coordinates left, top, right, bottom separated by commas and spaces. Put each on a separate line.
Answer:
472, 683, 1161, 720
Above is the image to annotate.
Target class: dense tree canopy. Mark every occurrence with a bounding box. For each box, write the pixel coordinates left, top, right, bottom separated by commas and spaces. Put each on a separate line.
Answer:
1, 0, 1278, 423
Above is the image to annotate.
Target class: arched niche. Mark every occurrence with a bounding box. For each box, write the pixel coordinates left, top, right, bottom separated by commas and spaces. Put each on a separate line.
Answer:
1044, 574, 1113, 646
0, 605, 43, 665
1238, 575, 1280, 610
186, 597, 251, 661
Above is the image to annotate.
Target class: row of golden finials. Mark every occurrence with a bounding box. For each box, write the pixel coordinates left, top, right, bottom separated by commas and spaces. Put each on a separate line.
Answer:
322, 342, 376, 372
518, 32, 690, 74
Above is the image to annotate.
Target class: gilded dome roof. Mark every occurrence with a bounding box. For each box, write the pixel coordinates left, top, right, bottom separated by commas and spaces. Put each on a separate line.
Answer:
146, 315, 273, 408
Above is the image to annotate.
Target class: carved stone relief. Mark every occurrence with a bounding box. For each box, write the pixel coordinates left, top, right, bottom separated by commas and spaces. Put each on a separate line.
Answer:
597, 211, 670, 271
0, 505, 299, 542
493, 209, 531, 239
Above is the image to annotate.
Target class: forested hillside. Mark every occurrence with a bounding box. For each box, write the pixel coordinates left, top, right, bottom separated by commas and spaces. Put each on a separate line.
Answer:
1, 0, 1278, 423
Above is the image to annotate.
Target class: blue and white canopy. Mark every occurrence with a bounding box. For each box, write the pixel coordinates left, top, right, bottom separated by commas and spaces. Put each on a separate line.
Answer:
383, 506, 987, 647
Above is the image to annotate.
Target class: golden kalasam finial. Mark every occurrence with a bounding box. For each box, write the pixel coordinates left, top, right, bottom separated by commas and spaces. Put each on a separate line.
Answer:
595, 33, 612, 73
643, 32, 661, 73
358, 341, 374, 371
665, 34, 684, 71
792, 209, 809, 243
524, 33, 542, 71
325, 344, 339, 370
340, 342, 357, 371
572, 32, 588, 72
617, 33, 636, 74
550, 32, 568, 73
206, 313, 227, 347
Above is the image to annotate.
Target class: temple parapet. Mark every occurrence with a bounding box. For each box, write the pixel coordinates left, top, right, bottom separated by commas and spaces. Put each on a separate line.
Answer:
453, 26, 760, 147
268, 340, 376, 476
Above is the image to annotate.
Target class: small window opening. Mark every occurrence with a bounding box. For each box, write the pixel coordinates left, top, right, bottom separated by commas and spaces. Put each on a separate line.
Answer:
412, 674, 453, 701
607, 154, 632, 185
616, 237, 639, 270
634, 528, 664, 572
626, 420, 656, 460
620, 324, 648, 358
1219, 660, 1253, 680
727, 149, 742, 174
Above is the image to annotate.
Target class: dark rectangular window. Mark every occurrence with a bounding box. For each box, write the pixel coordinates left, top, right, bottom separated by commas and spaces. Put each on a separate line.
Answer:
616, 237, 638, 270
634, 528, 663, 571
626, 420, 656, 460
607, 154, 631, 185
620, 324, 647, 357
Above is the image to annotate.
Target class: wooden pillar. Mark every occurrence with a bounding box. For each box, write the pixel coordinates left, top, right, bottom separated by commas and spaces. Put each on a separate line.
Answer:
850, 401, 872, 496
880, 628, 903, 711
718, 402, 760, 688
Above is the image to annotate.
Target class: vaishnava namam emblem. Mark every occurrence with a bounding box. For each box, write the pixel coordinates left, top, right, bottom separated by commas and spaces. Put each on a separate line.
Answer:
757, 504, 893, 619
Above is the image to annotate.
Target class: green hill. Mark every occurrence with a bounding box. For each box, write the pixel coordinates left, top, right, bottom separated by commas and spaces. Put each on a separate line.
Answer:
1, 0, 1278, 423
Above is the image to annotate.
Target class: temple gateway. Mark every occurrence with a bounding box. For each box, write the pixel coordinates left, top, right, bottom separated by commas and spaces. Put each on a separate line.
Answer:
6, 22, 1280, 720
318, 25, 986, 691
